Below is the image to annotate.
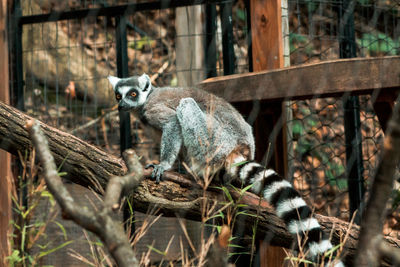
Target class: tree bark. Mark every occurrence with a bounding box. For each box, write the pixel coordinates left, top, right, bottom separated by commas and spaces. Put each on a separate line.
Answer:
1, 100, 400, 263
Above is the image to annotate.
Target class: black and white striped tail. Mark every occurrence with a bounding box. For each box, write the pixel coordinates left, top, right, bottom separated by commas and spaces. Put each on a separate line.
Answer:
228, 160, 344, 267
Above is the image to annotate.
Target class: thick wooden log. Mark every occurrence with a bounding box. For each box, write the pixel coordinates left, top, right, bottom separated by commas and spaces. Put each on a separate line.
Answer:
0, 101, 126, 188
0, 100, 400, 263
198, 56, 400, 102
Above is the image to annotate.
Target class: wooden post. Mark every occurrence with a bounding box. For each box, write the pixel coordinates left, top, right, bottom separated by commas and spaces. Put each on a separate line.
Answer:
176, 6, 205, 86
249, 0, 287, 266
0, 0, 12, 265
250, 0, 283, 70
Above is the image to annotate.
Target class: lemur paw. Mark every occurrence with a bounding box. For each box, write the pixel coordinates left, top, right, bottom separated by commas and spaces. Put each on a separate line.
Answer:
145, 164, 166, 183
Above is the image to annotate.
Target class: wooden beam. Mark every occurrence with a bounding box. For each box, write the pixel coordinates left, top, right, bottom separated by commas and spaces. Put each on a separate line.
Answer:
199, 56, 400, 102
0, 0, 12, 265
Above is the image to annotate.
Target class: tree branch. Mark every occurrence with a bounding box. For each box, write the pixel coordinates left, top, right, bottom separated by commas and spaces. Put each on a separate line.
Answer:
104, 149, 144, 211
27, 119, 140, 267
0, 100, 399, 264
355, 99, 400, 266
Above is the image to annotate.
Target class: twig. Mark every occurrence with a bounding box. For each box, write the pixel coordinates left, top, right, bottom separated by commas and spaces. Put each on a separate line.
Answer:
150, 61, 169, 83
70, 108, 118, 135
26, 119, 140, 267
104, 149, 143, 212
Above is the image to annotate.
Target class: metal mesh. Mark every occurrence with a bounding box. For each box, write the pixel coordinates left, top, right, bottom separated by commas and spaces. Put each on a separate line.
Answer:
286, 0, 398, 226
22, 1, 250, 153
12, 0, 400, 262
18, 1, 250, 263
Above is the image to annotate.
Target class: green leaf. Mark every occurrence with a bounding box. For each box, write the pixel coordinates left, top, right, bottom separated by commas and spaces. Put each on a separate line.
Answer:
146, 245, 167, 256
129, 36, 156, 50
232, 160, 249, 167
235, 8, 246, 21
57, 151, 71, 172
54, 221, 68, 240
292, 120, 303, 137
236, 211, 259, 218
21, 224, 26, 252
228, 236, 238, 242
206, 212, 225, 221
170, 77, 178, 87
6, 250, 22, 264
221, 186, 233, 202
126, 198, 134, 215
240, 184, 254, 194
306, 117, 318, 128
37, 243, 50, 250
41, 191, 55, 206
228, 243, 244, 248
284, 257, 314, 264
38, 241, 74, 258
357, 33, 398, 55
324, 243, 342, 257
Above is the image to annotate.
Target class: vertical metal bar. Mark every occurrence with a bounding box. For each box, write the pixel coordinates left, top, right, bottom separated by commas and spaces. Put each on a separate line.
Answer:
338, 0, 356, 59
10, 1, 28, 259
10, 1, 24, 111
205, 3, 217, 78
115, 15, 132, 154
245, 0, 253, 72
219, 1, 235, 75
115, 14, 134, 232
338, 0, 365, 223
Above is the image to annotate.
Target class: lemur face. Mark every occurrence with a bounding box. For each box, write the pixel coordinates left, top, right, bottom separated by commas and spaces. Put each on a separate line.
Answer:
108, 74, 152, 111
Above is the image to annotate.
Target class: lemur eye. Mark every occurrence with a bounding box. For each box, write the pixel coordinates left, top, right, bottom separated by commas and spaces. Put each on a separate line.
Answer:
116, 93, 122, 101
130, 92, 137, 97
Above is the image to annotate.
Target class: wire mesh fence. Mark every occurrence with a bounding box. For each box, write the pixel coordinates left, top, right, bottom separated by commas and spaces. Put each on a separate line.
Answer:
16, 1, 251, 264
286, 0, 398, 228
21, 0, 250, 153
9, 0, 400, 264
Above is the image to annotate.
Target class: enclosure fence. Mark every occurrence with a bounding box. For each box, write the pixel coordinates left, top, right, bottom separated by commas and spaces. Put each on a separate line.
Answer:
7, 0, 400, 264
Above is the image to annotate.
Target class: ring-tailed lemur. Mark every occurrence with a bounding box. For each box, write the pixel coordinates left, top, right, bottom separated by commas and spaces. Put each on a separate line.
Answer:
108, 74, 344, 266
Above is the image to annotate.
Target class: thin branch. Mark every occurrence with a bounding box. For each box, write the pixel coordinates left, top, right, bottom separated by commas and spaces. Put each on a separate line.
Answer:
71, 109, 118, 135
26, 119, 140, 267
26, 120, 101, 230
104, 149, 143, 211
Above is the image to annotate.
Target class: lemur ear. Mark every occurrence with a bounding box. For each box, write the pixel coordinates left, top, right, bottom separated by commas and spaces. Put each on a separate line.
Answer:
138, 73, 151, 92
107, 75, 120, 90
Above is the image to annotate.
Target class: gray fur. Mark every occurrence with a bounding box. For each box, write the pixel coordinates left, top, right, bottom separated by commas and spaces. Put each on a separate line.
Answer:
142, 86, 255, 166
110, 74, 254, 181
108, 74, 343, 266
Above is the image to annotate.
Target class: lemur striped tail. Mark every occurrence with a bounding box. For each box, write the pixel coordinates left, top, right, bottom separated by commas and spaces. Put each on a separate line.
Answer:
228, 160, 344, 267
